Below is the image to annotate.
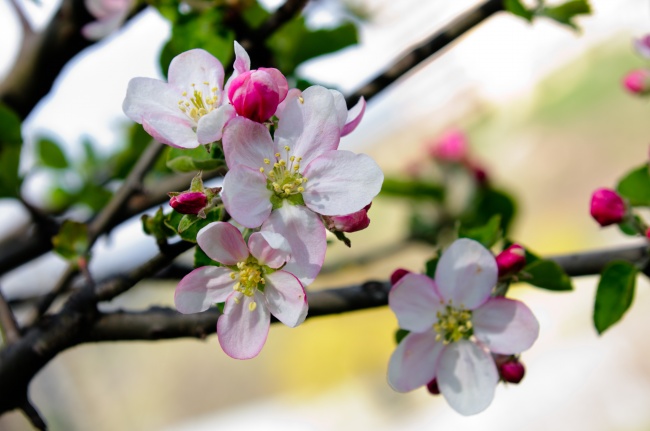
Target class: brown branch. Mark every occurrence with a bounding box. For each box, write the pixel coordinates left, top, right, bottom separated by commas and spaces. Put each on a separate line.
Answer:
253, 0, 309, 41
0, 287, 20, 345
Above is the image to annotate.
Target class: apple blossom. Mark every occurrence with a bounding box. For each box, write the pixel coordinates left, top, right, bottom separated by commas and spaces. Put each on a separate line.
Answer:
221, 85, 383, 284
82, 0, 132, 40
387, 238, 539, 415
175, 222, 308, 359
123, 49, 235, 149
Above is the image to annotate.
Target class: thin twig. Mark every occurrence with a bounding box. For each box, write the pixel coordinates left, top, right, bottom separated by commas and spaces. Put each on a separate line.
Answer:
0, 287, 20, 345
19, 399, 47, 431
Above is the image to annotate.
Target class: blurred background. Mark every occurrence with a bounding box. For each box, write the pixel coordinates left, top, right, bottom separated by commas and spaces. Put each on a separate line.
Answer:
2, 0, 650, 429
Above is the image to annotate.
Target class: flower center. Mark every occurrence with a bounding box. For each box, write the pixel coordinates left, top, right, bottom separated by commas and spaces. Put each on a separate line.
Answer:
177, 82, 220, 122
259, 146, 308, 199
230, 258, 266, 311
433, 304, 473, 344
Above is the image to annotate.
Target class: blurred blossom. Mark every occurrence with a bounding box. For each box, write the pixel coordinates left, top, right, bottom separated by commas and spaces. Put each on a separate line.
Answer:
634, 34, 650, 59
82, 0, 133, 40
427, 129, 468, 163
622, 69, 650, 95
499, 358, 526, 384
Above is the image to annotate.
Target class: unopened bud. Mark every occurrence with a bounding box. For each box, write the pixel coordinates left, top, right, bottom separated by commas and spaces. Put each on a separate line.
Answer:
323, 204, 372, 233
590, 188, 627, 227
228, 68, 289, 122
496, 244, 526, 278
622, 69, 650, 95
390, 268, 410, 286
426, 378, 441, 395
169, 191, 208, 215
499, 359, 525, 384
428, 129, 468, 163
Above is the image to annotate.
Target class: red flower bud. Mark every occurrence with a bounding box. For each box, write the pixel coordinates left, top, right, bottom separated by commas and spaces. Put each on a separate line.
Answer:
169, 191, 208, 215
499, 359, 525, 384
496, 244, 526, 277
426, 378, 441, 395
228, 68, 289, 122
427, 129, 468, 163
623, 69, 650, 95
390, 268, 410, 286
590, 188, 626, 227
324, 204, 372, 233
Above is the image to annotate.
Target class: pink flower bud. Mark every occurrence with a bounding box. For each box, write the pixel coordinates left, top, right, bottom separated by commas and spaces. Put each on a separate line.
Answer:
426, 378, 441, 395
499, 359, 525, 384
390, 268, 410, 286
623, 69, 650, 95
645, 227, 650, 240
324, 204, 372, 233
496, 244, 526, 277
228, 68, 289, 122
427, 129, 468, 162
169, 191, 208, 215
590, 188, 627, 227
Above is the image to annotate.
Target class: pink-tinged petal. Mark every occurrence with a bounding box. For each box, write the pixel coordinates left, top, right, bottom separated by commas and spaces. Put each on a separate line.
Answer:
274, 88, 302, 119
142, 114, 200, 149
81, 9, 128, 40
123, 77, 184, 122
223, 117, 276, 170
175, 266, 236, 313
222, 166, 273, 228
261, 204, 326, 286
248, 231, 291, 269
472, 298, 540, 354
233, 41, 251, 75
197, 222, 249, 265
329, 90, 349, 131
259, 68, 289, 101
228, 71, 281, 123
341, 96, 366, 137
434, 238, 498, 309
387, 331, 444, 392
301, 150, 384, 216
274, 85, 342, 167
437, 340, 499, 416
264, 270, 307, 327
197, 104, 236, 144
389, 273, 443, 333
218, 291, 270, 359
168, 49, 224, 93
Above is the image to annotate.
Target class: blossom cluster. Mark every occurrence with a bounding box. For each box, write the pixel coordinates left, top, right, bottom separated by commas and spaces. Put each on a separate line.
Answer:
123, 42, 383, 359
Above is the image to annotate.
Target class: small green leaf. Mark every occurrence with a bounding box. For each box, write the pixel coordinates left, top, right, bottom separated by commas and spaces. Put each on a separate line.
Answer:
178, 214, 200, 233
395, 329, 410, 344
142, 207, 175, 241
594, 260, 637, 334
523, 259, 573, 291
165, 206, 223, 242
36, 138, 69, 169
0, 103, 23, 197
194, 246, 221, 268
462, 187, 517, 238
166, 145, 225, 173
380, 177, 444, 201
459, 215, 502, 248
539, 0, 591, 30
241, 1, 269, 28
617, 164, 650, 207
52, 220, 89, 261
504, 0, 534, 21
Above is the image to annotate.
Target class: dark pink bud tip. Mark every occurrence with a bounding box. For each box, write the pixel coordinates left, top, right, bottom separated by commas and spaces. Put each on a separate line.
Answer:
590, 188, 626, 227
645, 227, 650, 240
323, 204, 372, 233
499, 359, 525, 384
169, 191, 208, 215
623, 69, 650, 95
390, 268, 410, 286
228, 68, 288, 123
496, 244, 526, 277
426, 378, 441, 395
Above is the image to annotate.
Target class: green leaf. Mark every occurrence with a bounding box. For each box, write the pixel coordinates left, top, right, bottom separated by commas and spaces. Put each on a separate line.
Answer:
268, 17, 358, 75
395, 329, 410, 344
523, 259, 573, 291
504, 0, 534, 21
52, 220, 89, 261
593, 260, 637, 334
616, 164, 650, 206
36, 138, 69, 169
166, 145, 225, 173
178, 214, 200, 233
463, 187, 517, 237
379, 177, 444, 201
425, 256, 440, 279
142, 207, 176, 241
460, 215, 502, 248
539, 0, 591, 30
241, 1, 270, 28
0, 103, 23, 197
194, 246, 221, 268
165, 206, 223, 243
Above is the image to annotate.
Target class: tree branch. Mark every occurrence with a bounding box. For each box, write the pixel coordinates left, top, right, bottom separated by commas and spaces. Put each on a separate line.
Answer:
0, 287, 20, 345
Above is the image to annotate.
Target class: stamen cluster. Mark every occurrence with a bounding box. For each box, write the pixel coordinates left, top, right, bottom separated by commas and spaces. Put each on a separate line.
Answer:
433, 303, 473, 344
260, 146, 308, 198
178, 82, 220, 122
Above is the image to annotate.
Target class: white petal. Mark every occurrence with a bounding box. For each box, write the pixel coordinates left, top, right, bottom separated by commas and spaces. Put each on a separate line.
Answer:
261, 204, 326, 286
175, 266, 236, 313
248, 231, 291, 268
435, 238, 498, 309
222, 117, 276, 170
217, 291, 270, 359
301, 150, 384, 216
437, 340, 499, 416
197, 222, 249, 265
329, 89, 349, 130
142, 114, 200, 149
122, 77, 184, 123
221, 166, 273, 228
341, 96, 365, 137
168, 49, 224, 94
233, 40, 251, 74
389, 273, 443, 333
387, 331, 444, 392
472, 298, 540, 354
197, 104, 236, 144
264, 271, 307, 327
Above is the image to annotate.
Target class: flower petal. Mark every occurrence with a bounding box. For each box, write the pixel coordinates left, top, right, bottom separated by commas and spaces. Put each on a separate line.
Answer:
142, 114, 200, 149
389, 273, 443, 333
222, 117, 276, 170
248, 231, 291, 269
259, 67, 289, 101
264, 270, 307, 327
387, 331, 444, 392
217, 291, 270, 359
168, 49, 224, 94
472, 297, 540, 354
301, 150, 384, 216
274, 85, 341, 167
436, 340, 499, 416
233, 40, 251, 75
197, 222, 249, 265
261, 203, 326, 286
434, 238, 497, 309
341, 96, 366, 137
329, 89, 349, 130
175, 266, 236, 313
222, 166, 273, 228
274, 88, 302, 119
82, 9, 128, 40
197, 104, 236, 144
123, 77, 184, 123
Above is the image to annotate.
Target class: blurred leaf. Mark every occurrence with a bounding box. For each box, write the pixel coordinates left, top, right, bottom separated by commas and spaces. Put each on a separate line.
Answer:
194, 246, 221, 268
523, 259, 573, 291
166, 145, 225, 173
242, 1, 270, 28
425, 255, 440, 279
593, 260, 636, 334
142, 207, 176, 245
616, 164, 650, 206
78, 183, 113, 212
0, 103, 23, 197
268, 17, 358, 75
394, 329, 409, 344
36, 138, 69, 169
460, 215, 502, 248
52, 220, 88, 261
380, 177, 444, 201
504, 0, 534, 21
462, 187, 516, 237
539, 0, 591, 30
